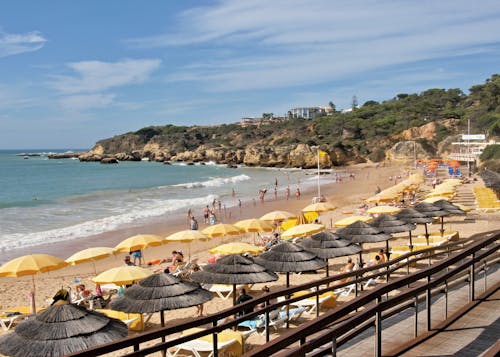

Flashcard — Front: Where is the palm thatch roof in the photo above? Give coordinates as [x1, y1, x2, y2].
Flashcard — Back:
[299, 231, 361, 259]
[370, 214, 416, 234]
[431, 200, 466, 215]
[396, 208, 434, 224]
[109, 272, 213, 313]
[413, 202, 448, 217]
[190, 255, 278, 285]
[254, 241, 326, 273]
[336, 221, 392, 244]
[0, 303, 127, 357]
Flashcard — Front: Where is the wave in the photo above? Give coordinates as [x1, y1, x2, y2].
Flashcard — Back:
[0, 194, 218, 251]
[173, 174, 251, 189]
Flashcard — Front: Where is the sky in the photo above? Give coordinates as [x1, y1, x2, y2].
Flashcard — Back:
[1, 0, 500, 150]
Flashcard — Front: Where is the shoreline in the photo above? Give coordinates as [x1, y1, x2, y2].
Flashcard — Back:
[0, 163, 403, 264]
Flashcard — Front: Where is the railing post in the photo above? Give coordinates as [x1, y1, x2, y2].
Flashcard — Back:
[426, 276, 432, 331]
[414, 294, 418, 338]
[469, 253, 475, 301]
[316, 285, 320, 318]
[265, 304, 270, 342]
[355, 273, 359, 296]
[212, 320, 218, 357]
[484, 260, 488, 293]
[444, 280, 448, 320]
[374, 296, 382, 357]
[331, 336, 337, 355]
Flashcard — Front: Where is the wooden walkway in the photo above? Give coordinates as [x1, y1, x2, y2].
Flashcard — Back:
[400, 287, 499, 356]
[335, 267, 499, 357]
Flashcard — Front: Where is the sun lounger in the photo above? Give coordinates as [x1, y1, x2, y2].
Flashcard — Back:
[237, 308, 295, 335]
[279, 291, 336, 313]
[168, 328, 243, 357]
[0, 306, 42, 331]
[96, 309, 144, 331]
[167, 338, 237, 357]
[203, 284, 233, 300]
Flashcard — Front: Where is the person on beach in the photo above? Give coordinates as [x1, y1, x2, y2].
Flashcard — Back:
[232, 188, 236, 198]
[203, 205, 210, 224]
[209, 210, 216, 225]
[124, 255, 135, 266]
[190, 216, 199, 230]
[256, 285, 277, 310]
[286, 186, 290, 200]
[236, 288, 253, 317]
[375, 249, 387, 263]
[131, 249, 143, 266]
[295, 187, 301, 200]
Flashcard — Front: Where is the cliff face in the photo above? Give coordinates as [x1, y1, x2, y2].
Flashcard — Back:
[80, 119, 448, 167]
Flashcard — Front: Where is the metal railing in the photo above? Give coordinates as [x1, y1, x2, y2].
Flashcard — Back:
[67, 231, 499, 357]
[246, 230, 499, 356]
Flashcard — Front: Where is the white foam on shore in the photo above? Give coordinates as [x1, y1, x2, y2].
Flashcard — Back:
[173, 174, 251, 189]
[0, 194, 217, 251]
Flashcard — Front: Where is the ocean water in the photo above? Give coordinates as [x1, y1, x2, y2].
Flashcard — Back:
[0, 150, 333, 253]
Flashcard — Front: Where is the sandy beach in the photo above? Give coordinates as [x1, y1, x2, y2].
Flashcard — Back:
[1, 161, 499, 355]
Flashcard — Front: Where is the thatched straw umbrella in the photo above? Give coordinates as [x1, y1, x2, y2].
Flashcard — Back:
[370, 214, 416, 255]
[396, 208, 434, 247]
[431, 199, 466, 234]
[413, 202, 448, 242]
[0, 298, 127, 357]
[190, 255, 278, 305]
[254, 241, 326, 287]
[336, 221, 392, 267]
[299, 231, 361, 277]
[110, 272, 213, 328]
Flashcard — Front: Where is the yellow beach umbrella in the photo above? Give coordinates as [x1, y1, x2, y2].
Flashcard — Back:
[422, 196, 451, 203]
[165, 230, 210, 242]
[165, 230, 211, 261]
[365, 194, 399, 204]
[281, 223, 325, 240]
[65, 247, 115, 274]
[334, 215, 373, 227]
[114, 234, 164, 253]
[0, 254, 67, 277]
[0, 254, 68, 312]
[93, 266, 153, 286]
[280, 212, 320, 231]
[209, 242, 265, 255]
[66, 247, 115, 265]
[201, 224, 242, 238]
[234, 219, 274, 233]
[302, 202, 337, 213]
[366, 205, 401, 215]
[260, 210, 297, 222]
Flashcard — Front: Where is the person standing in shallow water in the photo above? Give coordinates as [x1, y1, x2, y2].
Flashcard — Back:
[295, 187, 301, 199]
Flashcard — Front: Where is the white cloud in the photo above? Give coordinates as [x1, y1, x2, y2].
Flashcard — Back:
[59, 93, 116, 112]
[130, 0, 500, 92]
[49, 58, 161, 94]
[0, 30, 46, 57]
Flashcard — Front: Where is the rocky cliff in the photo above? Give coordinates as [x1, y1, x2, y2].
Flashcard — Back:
[79, 119, 450, 167]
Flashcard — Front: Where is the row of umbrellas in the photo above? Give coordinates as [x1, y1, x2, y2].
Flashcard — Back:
[0, 198, 467, 357]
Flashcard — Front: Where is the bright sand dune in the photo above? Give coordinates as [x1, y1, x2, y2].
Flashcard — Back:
[1, 162, 499, 355]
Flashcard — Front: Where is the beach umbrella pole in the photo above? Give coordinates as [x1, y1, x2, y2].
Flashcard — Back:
[232, 284, 236, 306]
[30, 275, 37, 314]
[286, 272, 290, 329]
[440, 217, 445, 236]
[424, 224, 430, 246]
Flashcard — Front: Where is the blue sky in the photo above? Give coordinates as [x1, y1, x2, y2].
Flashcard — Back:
[1, 0, 500, 149]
